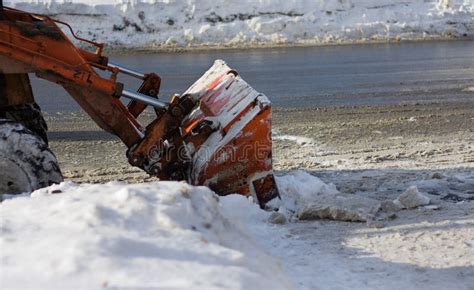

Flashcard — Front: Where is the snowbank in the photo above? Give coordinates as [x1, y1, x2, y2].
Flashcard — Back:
[0, 181, 293, 290]
[0, 171, 358, 289]
[2, 171, 473, 289]
[5, 0, 474, 50]
[274, 171, 381, 222]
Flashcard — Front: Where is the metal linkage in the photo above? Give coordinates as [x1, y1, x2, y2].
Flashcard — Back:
[108, 62, 165, 108]
[109, 62, 145, 80]
[122, 90, 167, 108]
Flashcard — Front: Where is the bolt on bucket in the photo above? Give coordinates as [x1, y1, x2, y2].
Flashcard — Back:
[181, 60, 279, 207]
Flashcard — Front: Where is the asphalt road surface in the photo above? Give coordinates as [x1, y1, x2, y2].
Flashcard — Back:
[31, 40, 474, 112]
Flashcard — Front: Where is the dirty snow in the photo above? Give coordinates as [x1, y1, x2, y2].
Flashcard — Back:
[5, 0, 474, 50]
[2, 170, 473, 289]
[396, 185, 432, 209]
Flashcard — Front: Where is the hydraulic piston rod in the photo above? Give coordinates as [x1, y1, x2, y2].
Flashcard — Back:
[121, 90, 167, 108]
[109, 62, 146, 80]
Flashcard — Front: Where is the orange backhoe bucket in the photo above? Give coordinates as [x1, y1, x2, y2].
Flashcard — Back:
[182, 60, 279, 206]
[126, 60, 279, 207]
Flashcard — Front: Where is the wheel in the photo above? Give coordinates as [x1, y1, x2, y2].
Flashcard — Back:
[0, 103, 49, 144]
[0, 120, 63, 195]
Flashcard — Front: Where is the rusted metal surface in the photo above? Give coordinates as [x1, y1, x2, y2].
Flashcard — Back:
[0, 73, 48, 143]
[0, 73, 34, 107]
[127, 73, 161, 117]
[14, 20, 65, 41]
[127, 95, 196, 180]
[0, 56, 33, 74]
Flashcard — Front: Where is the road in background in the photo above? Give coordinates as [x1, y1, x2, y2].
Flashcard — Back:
[31, 40, 474, 112]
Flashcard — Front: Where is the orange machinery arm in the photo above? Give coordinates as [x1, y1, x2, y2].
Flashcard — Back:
[0, 6, 164, 148]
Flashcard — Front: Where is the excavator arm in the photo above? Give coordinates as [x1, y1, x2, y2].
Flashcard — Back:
[0, 6, 279, 206]
[0, 6, 154, 147]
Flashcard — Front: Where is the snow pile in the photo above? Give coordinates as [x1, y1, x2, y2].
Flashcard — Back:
[0, 171, 381, 289]
[395, 185, 431, 209]
[414, 171, 474, 202]
[274, 170, 339, 213]
[0, 181, 293, 290]
[275, 171, 382, 222]
[2, 170, 471, 288]
[5, 0, 474, 50]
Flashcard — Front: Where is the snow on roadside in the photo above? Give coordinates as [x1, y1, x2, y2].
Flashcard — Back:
[273, 171, 382, 222]
[274, 170, 339, 213]
[0, 181, 294, 290]
[0, 171, 354, 289]
[1, 170, 473, 289]
[272, 130, 316, 147]
[5, 0, 474, 50]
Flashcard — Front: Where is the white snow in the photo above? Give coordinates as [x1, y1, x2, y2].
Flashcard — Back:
[273, 130, 316, 147]
[4, 0, 474, 50]
[0, 181, 293, 290]
[273, 170, 339, 214]
[0, 171, 357, 289]
[1, 170, 474, 289]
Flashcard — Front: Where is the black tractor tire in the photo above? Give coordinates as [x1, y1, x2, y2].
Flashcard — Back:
[0, 103, 49, 144]
[0, 120, 63, 195]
